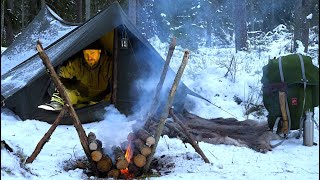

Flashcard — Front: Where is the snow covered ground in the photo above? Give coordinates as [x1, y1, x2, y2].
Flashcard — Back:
[1, 25, 319, 180]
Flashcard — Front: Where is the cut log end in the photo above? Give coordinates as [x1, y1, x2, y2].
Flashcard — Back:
[116, 159, 129, 170]
[107, 169, 120, 178]
[91, 150, 103, 162]
[146, 136, 155, 147]
[89, 139, 102, 151]
[134, 154, 146, 168]
[97, 156, 113, 172]
[140, 146, 152, 157]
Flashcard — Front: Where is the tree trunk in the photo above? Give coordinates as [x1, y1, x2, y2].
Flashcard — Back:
[128, 0, 137, 25]
[206, 16, 212, 47]
[76, 0, 83, 23]
[4, 0, 14, 46]
[1, 0, 5, 47]
[85, 0, 91, 21]
[293, 0, 312, 53]
[21, 0, 25, 30]
[233, 0, 248, 52]
[41, 0, 45, 7]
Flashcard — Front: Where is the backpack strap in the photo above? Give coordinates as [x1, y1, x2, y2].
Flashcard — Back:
[297, 53, 308, 138]
[278, 56, 292, 136]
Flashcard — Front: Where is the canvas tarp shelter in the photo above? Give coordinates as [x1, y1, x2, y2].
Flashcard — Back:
[1, 2, 198, 124]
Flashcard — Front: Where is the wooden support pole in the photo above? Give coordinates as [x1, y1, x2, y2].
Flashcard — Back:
[25, 105, 67, 164]
[146, 37, 177, 119]
[35, 41, 98, 175]
[144, 50, 190, 173]
[169, 108, 210, 163]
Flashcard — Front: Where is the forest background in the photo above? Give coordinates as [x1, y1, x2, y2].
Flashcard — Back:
[1, 0, 319, 56]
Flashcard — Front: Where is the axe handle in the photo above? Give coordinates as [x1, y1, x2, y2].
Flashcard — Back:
[279, 91, 289, 134]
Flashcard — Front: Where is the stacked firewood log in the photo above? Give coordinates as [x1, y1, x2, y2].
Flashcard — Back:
[119, 127, 156, 177]
[87, 129, 155, 178]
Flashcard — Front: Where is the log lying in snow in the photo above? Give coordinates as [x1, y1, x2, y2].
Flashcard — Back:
[112, 146, 129, 169]
[97, 156, 113, 173]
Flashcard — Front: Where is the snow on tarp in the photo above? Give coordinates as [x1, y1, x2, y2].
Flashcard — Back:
[1, 6, 77, 76]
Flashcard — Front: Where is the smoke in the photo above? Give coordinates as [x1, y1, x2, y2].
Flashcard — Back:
[95, 105, 136, 155]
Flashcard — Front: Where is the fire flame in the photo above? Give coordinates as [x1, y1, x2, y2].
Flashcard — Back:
[120, 141, 134, 178]
[124, 142, 133, 162]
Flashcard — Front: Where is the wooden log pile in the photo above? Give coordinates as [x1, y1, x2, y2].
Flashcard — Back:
[87, 129, 155, 179]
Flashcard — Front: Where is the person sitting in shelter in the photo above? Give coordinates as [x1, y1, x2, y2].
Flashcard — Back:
[38, 41, 113, 111]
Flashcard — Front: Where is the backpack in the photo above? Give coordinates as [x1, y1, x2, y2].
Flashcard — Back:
[261, 54, 319, 133]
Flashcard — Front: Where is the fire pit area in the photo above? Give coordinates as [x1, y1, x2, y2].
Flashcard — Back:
[85, 127, 156, 179]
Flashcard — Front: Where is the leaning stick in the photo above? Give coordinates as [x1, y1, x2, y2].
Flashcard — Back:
[146, 37, 177, 119]
[35, 41, 98, 176]
[26, 105, 68, 163]
[144, 50, 189, 173]
[169, 108, 210, 163]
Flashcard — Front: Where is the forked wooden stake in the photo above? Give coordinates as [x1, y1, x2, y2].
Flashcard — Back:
[28, 41, 99, 176]
[143, 50, 190, 173]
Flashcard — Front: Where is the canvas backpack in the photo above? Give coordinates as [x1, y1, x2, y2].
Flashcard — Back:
[261, 54, 319, 134]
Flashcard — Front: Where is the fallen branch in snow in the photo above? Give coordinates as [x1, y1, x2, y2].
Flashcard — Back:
[1, 140, 13, 152]
[26, 105, 68, 163]
[169, 108, 210, 163]
[144, 50, 189, 173]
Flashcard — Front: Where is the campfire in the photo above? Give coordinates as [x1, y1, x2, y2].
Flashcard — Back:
[87, 128, 156, 179]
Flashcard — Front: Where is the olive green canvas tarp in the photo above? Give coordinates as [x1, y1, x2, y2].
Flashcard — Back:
[261, 54, 319, 130]
[1, 2, 199, 124]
